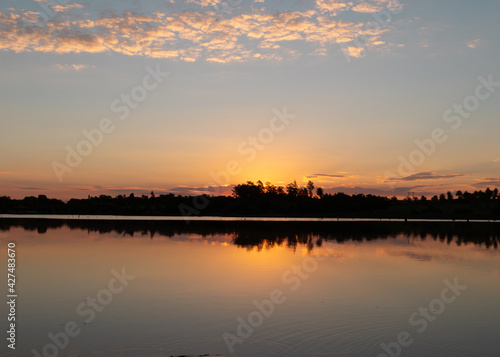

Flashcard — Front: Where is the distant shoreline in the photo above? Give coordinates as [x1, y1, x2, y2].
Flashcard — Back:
[1, 214, 498, 223]
[2, 186, 499, 220]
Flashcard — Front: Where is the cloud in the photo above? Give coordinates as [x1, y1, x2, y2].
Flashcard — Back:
[467, 38, 484, 49]
[322, 185, 415, 197]
[18, 186, 49, 191]
[386, 171, 464, 182]
[306, 173, 345, 179]
[56, 64, 95, 71]
[51, 3, 86, 13]
[316, 0, 351, 14]
[185, 0, 223, 7]
[471, 178, 500, 188]
[343, 45, 365, 58]
[169, 185, 234, 196]
[351, 0, 403, 14]
[0, 0, 404, 62]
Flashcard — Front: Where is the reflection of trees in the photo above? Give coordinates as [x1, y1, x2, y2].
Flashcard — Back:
[0, 219, 498, 250]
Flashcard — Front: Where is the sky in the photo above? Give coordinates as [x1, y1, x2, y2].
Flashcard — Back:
[0, 0, 499, 200]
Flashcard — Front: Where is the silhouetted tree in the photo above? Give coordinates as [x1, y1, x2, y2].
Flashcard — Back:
[265, 182, 277, 195]
[316, 187, 324, 199]
[447, 191, 453, 201]
[298, 188, 309, 198]
[286, 181, 298, 197]
[307, 181, 315, 198]
[257, 180, 264, 194]
[232, 181, 262, 199]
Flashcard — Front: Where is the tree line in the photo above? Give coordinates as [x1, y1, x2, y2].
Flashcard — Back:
[0, 181, 499, 219]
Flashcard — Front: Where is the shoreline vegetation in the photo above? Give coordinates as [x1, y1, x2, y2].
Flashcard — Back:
[1, 180, 499, 220]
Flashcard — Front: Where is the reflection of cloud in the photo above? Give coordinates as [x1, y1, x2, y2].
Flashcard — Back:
[0, 0, 404, 62]
[386, 171, 464, 182]
[379, 248, 463, 263]
[391, 250, 433, 262]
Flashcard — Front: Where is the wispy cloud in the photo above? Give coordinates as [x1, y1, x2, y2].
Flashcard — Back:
[310, 173, 345, 178]
[306, 173, 346, 180]
[323, 185, 419, 197]
[18, 186, 49, 191]
[385, 171, 464, 182]
[471, 178, 500, 188]
[56, 64, 95, 71]
[351, 0, 403, 14]
[467, 38, 484, 49]
[169, 185, 234, 196]
[50, 3, 86, 13]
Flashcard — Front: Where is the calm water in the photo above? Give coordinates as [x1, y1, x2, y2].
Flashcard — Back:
[1, 219, 499, 357]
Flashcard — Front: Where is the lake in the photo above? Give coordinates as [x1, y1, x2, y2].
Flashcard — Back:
[1, 218, 499, 357]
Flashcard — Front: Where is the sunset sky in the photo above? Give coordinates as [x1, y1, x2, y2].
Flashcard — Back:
[1, 0, 499, 199]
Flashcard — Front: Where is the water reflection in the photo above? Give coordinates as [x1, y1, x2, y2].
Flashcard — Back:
[1, 219, 499, 357]
[1, 218, 499, 249]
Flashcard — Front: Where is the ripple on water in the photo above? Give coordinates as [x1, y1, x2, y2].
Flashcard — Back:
[233, 310, 409, 357]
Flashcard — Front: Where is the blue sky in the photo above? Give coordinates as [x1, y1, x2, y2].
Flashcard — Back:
[1, 0, 499, 199]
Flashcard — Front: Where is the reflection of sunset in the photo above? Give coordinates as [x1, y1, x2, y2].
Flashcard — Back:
[4, 223, 500, 356]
